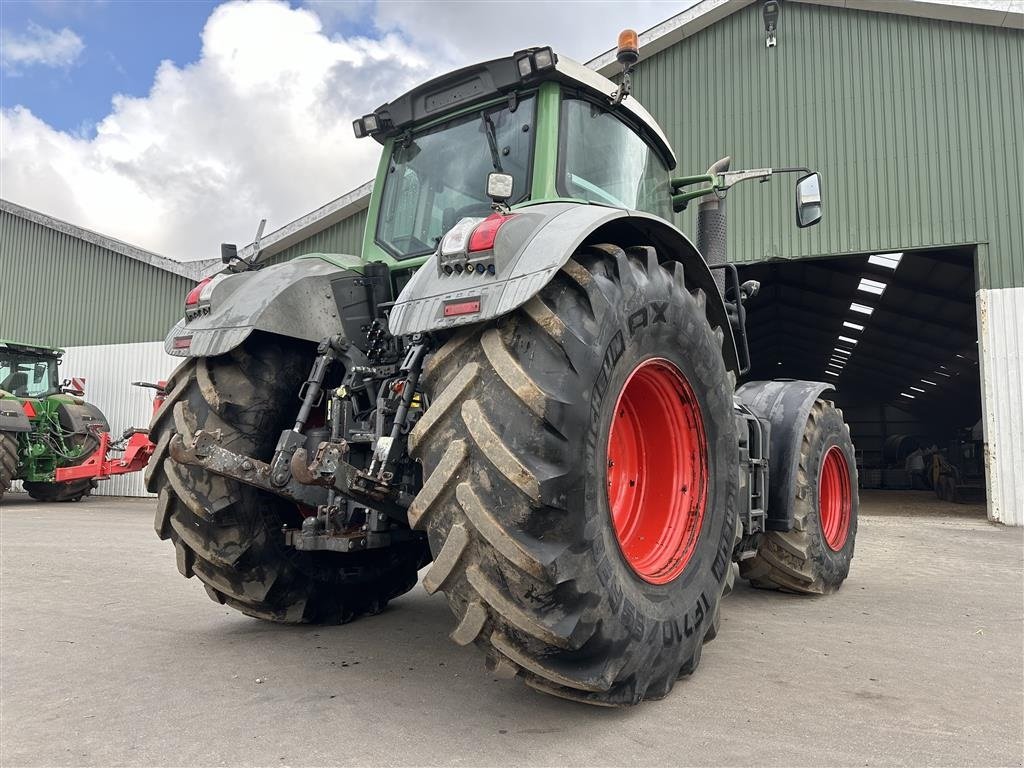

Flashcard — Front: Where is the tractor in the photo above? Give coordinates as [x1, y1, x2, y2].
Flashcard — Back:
[0, 339, 161, 503]
[0, 340, 109, 501]
[150, 34, 858, 706]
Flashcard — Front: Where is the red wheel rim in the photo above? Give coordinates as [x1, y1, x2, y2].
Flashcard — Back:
[606, 358, 708, 585]
[819, 445, 851, 551]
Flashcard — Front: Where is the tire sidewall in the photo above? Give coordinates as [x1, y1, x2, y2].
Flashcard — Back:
[803, 408, 858, 580]
[573, 268, 737, 652]
[0, 432, 18, 492]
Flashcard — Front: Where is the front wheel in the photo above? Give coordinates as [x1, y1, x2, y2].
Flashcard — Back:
[410, 244, 739, 706]
[740, 398, 858, 594]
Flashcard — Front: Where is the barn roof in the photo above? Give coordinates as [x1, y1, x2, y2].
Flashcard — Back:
[0, 198, 216, 281]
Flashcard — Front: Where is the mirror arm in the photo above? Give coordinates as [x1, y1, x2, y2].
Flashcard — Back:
[670, 165, 818, 213]
[670, 172, 716, 190]
[720, 168, 774, 188]
[772, 165, 812, 176]
[670, 172, 718, 212]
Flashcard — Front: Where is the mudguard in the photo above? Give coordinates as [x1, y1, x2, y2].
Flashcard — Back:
[388, 202, 739, 375]
[0, 397, 31, 433]
[57, 401, 109, 436]
[164, 255, 365, 357]
[736, 379, 835, 532]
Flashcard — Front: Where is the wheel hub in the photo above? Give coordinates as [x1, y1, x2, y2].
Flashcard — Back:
[606, 358, 708, 584]
[819, 445, 851, 551]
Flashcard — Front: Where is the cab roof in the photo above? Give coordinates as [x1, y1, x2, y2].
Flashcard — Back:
[367, 48, 678, 171]
[0, 339, 64, 358]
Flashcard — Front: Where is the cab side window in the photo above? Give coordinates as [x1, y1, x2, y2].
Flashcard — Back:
[557, 97, 670, 218]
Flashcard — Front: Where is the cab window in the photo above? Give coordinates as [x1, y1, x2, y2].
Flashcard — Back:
[376, 96, 536, 259]
[0, 355, 56, 398]
[557, 96, 670, 219]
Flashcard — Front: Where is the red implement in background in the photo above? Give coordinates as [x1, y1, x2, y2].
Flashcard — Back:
[55, 381, 165, 483]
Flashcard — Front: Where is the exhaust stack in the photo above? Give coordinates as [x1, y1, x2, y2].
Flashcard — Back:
[696, 156, 731, 296]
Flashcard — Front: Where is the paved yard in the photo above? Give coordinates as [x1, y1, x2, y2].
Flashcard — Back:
[1, 491, 1021, 766]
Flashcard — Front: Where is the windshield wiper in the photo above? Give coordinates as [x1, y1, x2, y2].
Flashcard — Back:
[481, 111, 503, 173]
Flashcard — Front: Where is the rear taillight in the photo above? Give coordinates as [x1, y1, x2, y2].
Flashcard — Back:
[468, 213, 515, 253]
[185, 277, 213, 307]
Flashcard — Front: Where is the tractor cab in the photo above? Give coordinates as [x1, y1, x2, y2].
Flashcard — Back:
[354, 44, 676, 266]
[0, 341, 62, 400]
[354, 41, 820, 283]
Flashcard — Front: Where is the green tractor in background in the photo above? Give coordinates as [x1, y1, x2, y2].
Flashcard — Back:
[151, 35, 858, 706]
[0, 340, 110, 502]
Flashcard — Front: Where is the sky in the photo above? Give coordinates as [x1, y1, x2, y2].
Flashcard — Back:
[0, 0, 693, 261]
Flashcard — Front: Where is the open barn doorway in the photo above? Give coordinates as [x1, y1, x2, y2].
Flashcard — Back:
[739, 247, 985, 508]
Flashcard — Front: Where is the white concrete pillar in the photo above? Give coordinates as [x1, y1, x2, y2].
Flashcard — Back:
[976, 286, 1024, 526]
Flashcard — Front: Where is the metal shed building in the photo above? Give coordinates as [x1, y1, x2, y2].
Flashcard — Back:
[1, 0, 1020, 521]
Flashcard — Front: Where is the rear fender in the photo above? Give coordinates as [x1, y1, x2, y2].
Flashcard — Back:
[57, 401, 110, 436]
[388, 203, 739, 375]
[164, 255, 366, 358]
[737, 379, 835, 532]
[0, 397, 31, 433]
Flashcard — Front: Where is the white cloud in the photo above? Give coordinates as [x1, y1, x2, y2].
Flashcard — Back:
[1, 22, 85, 72]
[1, 1, 430, 259]
[371, 1, 686, 66]
[0, 0, 694, 260]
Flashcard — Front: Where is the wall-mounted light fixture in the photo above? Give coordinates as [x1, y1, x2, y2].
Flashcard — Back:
[763, 0, 780, 48]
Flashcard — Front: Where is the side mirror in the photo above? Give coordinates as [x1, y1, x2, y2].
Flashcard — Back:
[795, 172, 822, 228]
[221, 243, 238, 264]
[486, 172, 514, 203]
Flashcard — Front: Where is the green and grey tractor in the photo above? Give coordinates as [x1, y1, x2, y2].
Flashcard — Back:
[0, 340, 161, 503]
[0, 340, 109, 502]
[151, 36, 857, 706]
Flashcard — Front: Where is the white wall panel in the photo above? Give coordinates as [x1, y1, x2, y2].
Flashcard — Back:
[60, 341, 178, 497]
[977, 286, 1024, 526]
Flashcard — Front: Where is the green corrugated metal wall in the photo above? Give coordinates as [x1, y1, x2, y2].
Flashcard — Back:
[0, 208, 195, 346]
[265, 207, 368, 265]
[631, 2, 1023, 289]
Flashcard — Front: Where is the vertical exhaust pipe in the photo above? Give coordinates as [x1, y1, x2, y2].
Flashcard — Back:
[696, 156, 731, 296]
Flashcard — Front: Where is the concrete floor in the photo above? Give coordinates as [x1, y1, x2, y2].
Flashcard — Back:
[1, 491, 1021, 767]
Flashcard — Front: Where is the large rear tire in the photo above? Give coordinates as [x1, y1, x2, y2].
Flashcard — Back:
[0, 432, 18, 502]
[146, 334, 430, 623]
[740, 398, 857, 594]
[23, 479, 96, 502]
[410, 244, 739, 706]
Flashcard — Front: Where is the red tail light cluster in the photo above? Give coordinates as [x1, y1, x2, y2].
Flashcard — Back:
[468, 213, 515, 253]
[185, 277, 213, 307]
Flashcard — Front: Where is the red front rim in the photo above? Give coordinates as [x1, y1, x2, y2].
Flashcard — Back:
[819, 445, 851, 551]
[606, 358, 708, 585]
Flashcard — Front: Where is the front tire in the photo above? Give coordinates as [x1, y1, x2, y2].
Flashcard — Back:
[146, 334, 429, 623]
[740, 398, 858, 594]
[410, 244, 739, 706]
